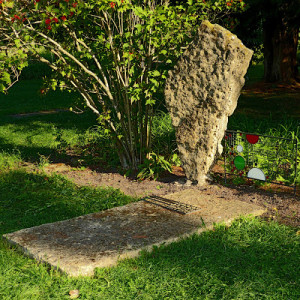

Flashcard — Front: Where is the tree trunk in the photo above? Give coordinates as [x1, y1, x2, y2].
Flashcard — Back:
[263, 17, 299, 83]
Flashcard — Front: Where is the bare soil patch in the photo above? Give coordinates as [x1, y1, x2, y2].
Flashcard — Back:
[9, 109, 68, 119]
[42, 163, 300, 228]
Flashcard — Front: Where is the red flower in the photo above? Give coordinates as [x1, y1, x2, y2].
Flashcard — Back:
[14, 15, 21, 20]
[52, 17, 59, 23]
[61, 16, 67, 21]
[72, 2, 78, 7]
[36, 0, 40, 2]
[45, 18, 51, 25]
[110, 2, 115, 8]
[47, 25, 52, 30]
[226, 2, 231, 6]
[22, 18, 27, 22]
[69, 11, 74, 16]
[11, 17, 15, 22]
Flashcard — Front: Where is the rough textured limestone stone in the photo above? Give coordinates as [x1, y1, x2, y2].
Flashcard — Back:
[3, 190, 265, 276]
[165, 20, 253, 185]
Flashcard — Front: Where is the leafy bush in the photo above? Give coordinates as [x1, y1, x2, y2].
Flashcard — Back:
[137, 152, 172, 180]
[0, 0, 245, 170]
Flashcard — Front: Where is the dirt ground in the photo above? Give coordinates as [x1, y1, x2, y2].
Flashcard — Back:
[42, 163, 300, 228]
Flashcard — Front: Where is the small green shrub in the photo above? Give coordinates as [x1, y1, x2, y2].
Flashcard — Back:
[137, 152, 172, 181]
[151, 112, 177, 156]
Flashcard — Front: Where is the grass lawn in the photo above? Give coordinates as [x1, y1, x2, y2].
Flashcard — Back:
[0, 63, 299, 299]
[0, 173, 299, 299]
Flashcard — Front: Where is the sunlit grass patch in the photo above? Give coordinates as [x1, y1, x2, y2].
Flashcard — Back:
[0, 150, 22, 170]
[1, 216, 298, 299]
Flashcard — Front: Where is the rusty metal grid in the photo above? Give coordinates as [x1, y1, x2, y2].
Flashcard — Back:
[143, 195, 202, 215]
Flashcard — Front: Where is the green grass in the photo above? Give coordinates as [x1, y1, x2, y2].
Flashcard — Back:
[237, 63, 300, 119]
[0, 184, 299, 300]
[244, 63, 264, 86]
[0, 170, 136, 234]
[0, 80, 75, 117]
[0, 78, 115, 167]
[0, 113, 96, 162]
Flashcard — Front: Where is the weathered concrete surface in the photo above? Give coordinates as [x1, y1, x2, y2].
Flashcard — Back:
[3, 189, 265, 277]
[165, 20, 253, 185]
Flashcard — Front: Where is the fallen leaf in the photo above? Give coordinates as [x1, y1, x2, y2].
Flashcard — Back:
[69, 289, 80, 299]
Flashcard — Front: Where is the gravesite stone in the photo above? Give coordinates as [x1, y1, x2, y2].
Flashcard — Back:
[3, 21, 263, 277]
[165, 20, 253, 185]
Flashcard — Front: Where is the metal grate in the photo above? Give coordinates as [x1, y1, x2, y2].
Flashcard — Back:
[143, 195, 201, 215]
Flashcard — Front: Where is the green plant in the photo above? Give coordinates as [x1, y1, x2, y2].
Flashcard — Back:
[38, 154, 50, 169]
[224, 127, 300, 187]
[137, 152, 172, 180]
[232, 176, 246, 185]
[169, 153, 181, 167]
[0, 150, 22, 170]
[151, 111, 176, 156]
[0, 0, 244, 170]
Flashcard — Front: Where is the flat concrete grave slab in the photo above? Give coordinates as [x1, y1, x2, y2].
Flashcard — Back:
[3, 189, 266, 277]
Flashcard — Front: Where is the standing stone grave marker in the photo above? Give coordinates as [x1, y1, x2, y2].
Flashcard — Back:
[165, 20, 253, 185]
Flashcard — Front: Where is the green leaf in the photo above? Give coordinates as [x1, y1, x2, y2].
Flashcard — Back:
[152, 70, 160, 77]
[14, 39, 21, 48]
[146, 98, 156, 105]
[0, 83, 5, 93]
[1, 72, 11, 85]
[135, 24, 143, 33]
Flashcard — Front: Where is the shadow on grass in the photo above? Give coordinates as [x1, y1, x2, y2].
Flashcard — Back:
[102, 218, 299, 299]
[0, 111, 113, 166]
[0, 170, 136, 235]
[0, 80, 75, 117]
